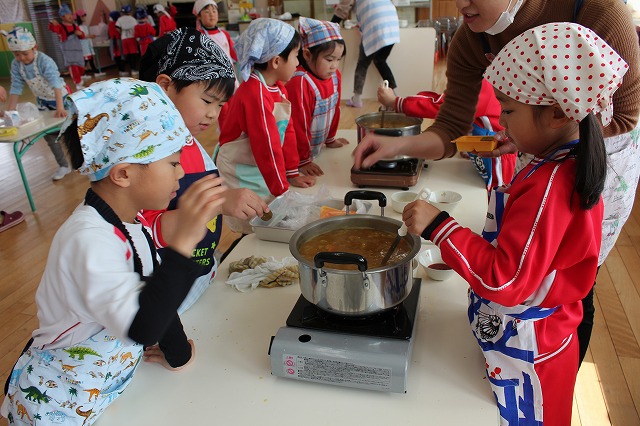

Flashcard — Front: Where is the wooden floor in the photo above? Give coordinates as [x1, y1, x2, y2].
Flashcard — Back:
[0, 62, 639, 425]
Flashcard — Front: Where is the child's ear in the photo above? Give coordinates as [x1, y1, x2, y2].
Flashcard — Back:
[155, 74, 173, 92]
[549, 105, 571, 129]
[109, 164, 133, 188]
[269, 56, 281, 70]
[302, 49, 312, 64]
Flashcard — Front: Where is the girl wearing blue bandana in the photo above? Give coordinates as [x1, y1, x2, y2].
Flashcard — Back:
[1, 78, 227, 426]
[217, 18, 316, 233]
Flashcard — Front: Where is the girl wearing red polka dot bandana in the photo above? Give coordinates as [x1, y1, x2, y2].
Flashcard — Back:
[403, 22, 627, 425]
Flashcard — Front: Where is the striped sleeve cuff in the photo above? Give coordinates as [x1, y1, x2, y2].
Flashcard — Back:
[421, 212, 460, 245]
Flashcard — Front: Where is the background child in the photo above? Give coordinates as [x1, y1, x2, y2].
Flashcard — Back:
[116, 4, 139, 77]
[2, 26, 71, 181]
[140, 28, 268, 313]
[108, 10, 128, 77]
[377, 79, 516, 192]
[154, 3, 177, 37]
[48, 3, 85, 90]
[193, 0, 237, 64]
[286, 17, 349, 177]
[1, 78, 227, 425]
[217, 18, 316, 234]
[134, 6, 156, 57]
[75, 9, 98, 83]
[404, 23, 626, 425]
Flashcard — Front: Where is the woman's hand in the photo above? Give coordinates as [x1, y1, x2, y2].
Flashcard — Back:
[143, 339, 195, 371]
[220, 187, 269, 220]
[352, 133, 405, 169]
[300, 162, 324, 176]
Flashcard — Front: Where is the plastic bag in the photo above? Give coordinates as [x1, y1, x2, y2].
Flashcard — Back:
[226, 256, 300, 292]
[16, 102, 42, 125]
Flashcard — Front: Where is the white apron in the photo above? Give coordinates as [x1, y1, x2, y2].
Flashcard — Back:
[292, 70, 339, 159]
[17, 52, 69, 103]
[216, 71, 291, 233]
[515, 123, 640, 264]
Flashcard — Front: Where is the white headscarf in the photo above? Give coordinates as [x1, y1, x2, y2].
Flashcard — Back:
[484, 23, 628, 126]
[235, 18, 296, 81]
[1, 26, 36, 51]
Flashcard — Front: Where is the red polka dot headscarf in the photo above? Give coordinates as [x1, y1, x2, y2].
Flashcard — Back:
[484, 22, 628, 126]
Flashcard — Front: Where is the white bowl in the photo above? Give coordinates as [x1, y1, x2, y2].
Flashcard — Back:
[399, 19, 409, 28]
[428, 190, 462, 212]
[391, 191, 419, 214]
[418, 247, 454, 281]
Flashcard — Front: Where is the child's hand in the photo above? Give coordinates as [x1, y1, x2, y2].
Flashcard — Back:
[75, 30, 84, 37]
[143, 339, 195, 371]
[172, 175, 226, 256]
[54, 108, 68, 118]
[221, 187, 269, 220]
[377, 86, 397, 109]
[327, 137, 350, 148]
[49, 19, 60, 26]
[289, 175, 316, 188]
[402, 200, 441, 236]
[300, 162, 324, 176]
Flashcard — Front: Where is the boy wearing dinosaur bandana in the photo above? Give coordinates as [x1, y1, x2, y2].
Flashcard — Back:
[1, 78, 228, 425]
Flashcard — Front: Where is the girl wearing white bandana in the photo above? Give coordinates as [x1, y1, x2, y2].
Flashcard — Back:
[403, 23, 626, 425]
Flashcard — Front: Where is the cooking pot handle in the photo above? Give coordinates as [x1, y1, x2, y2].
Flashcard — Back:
[314, 252, 368, 272]
[344, 190, 387, 216]
[373, 128, 403, 137]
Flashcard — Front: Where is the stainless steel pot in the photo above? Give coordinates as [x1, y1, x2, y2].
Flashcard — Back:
[289, 191, 421, 316]
[355, 112, 423, 162]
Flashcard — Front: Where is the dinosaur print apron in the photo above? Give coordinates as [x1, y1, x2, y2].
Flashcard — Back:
[216, 72, 291, 233]
[17, 52, 69, 104]
[292, 70, 339, 159]
[3, 329, 143, 425]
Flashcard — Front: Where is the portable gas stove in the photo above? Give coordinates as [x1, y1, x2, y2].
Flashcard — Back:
[268, 279, 421, 393]
[350, 159, 425, 190]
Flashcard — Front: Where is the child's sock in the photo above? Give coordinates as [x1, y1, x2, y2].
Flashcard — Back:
[353, 93, 361, 104]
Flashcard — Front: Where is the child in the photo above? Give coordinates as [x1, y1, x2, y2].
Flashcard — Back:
[193, 0, 238, 64]
[75, 9, 98, 82]
[48, 3, 86, 91]
[286, 17, 349, 177]
[377, 79, 516, 192]
[116, 5, 140, 77]
[2, 26, 71, 181]
[140, 28, 269, 313]
[154, 4, 177, 37]
[108, 10, 128, 77]
[134, 7, 156, 57]
[404, 23, 626, 425]
[0, 78, 227, 425]
[217, 18, 316, 233]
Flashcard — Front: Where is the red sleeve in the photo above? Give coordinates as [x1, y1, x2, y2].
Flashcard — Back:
[473, 79, 504, 131]
[223, 30, 238, 62]
[108, 22, 120, 39]
[48, 22, 66, 41]
[75, 25, 85, 39]
[279, 83, 300, 178]
[286, 74, 315, 166]
[395, 91, 444, 118]
[325, 70, 342, 145]
[428, 162, 601, 308]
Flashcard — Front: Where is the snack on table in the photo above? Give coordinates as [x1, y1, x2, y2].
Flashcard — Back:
[229, 255, 268, 273]
[320, 205, 346, 219]
[260, 210, 273, 221]
[259, 264, 299, 288]
[452, 136, 497, 152]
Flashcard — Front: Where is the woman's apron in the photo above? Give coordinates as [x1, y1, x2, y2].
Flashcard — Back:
[17, 52, 69, 107]
[3, 191, 153, 425]
[59, 24, 85, 67]
[469, 147, 580, 425]
[164, 167, 222, 314]
[292, 70, 339, 159]
[216, 71, 291, 233]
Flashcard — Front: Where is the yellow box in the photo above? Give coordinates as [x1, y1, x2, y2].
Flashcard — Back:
[452, 136, 497, 152]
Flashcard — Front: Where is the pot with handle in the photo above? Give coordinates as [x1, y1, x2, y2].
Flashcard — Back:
[355, 112, 423, 162]
[289, 190, 421, 316]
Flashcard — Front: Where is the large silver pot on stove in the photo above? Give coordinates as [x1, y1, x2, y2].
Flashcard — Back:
[289, 191, 421, 316]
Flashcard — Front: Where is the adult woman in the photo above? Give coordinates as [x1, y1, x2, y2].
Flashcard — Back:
[353, 0, 640, 365]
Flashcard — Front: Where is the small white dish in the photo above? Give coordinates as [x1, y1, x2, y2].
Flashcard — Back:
[391, 191, 419, 214]
[429, 190, 462, 212]
[418, 247, 454, 281]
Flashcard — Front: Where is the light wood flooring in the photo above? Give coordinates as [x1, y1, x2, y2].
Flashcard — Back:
[0, 62, 639, 425]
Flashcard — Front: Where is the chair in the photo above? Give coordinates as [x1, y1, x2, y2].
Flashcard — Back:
[417, 19, 443, 63]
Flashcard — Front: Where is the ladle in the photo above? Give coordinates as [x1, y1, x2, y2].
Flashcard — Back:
[380, 80, 389, 128]
[381, 187, 431, 265]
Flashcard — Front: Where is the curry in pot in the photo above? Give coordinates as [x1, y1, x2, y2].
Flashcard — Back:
[299, 228, 411, 270]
